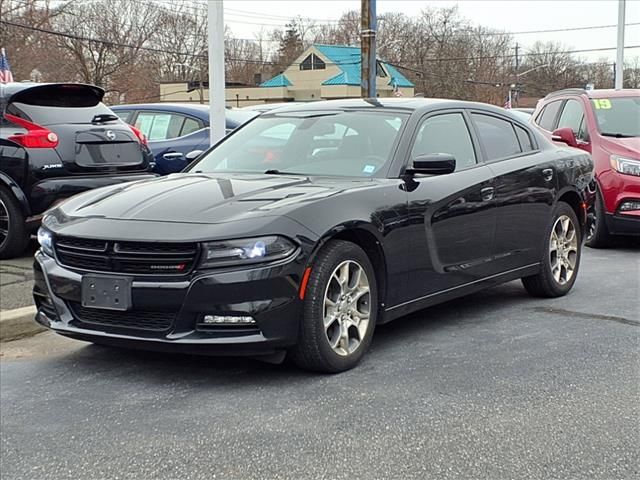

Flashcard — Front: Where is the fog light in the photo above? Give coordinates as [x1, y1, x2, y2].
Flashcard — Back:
[202, 314, 256, 325]
[619, 200, 640, 212]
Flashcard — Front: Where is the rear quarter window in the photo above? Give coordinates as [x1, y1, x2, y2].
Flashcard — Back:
[471, 113, 522, 160]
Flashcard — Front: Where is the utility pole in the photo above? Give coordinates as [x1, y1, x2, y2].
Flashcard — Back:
[360, 0, 377, 98]
[514, 43, 519, 107]
[615, 0, 625, 89]
[208, 0, 226, 145]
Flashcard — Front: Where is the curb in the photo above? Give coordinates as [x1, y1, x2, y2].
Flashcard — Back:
[0, 306, 44, 342]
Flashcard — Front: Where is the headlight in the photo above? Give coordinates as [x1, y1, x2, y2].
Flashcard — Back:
[610, 155, 640, 177]
[37, 227, 54, 256]
[200, 236, 297, 268]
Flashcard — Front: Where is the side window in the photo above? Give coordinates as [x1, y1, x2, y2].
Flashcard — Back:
[113, 109, 132, 123]
[536, 100, 562, 131]
[181, 117, 203, 136]
[471, 113, 521, 160]
[411, 113, 476, 171]
[135, 113, 186, 141]
[557, 99, 587, 140]
[515, 125, 535, 152]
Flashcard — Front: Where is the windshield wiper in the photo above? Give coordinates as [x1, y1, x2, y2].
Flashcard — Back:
[263, 169, 305, 175]
[601, 133, 637, 138]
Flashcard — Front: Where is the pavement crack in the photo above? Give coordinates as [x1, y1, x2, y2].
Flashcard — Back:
[530, 306, 639, 327]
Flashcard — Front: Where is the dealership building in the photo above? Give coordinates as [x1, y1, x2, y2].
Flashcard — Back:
[159, 44, 415, 107]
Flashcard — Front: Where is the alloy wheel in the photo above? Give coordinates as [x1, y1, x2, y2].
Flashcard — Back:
[323, 260, 371, 356]
[549, 215, 578, 285]
[0, 198, 9, 249]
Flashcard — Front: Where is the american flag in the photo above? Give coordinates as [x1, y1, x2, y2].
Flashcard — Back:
[503, 88, 513, 109]
[0, 48, 14, 83]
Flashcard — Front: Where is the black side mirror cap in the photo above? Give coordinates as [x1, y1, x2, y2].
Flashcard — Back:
[407, 153, 456, 175]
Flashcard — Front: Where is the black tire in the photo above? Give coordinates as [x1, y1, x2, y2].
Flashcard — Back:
[522, 202, 582, 298]
[290, 240, 378, 373]
[0, 187, 30, 260]
[585, 187, 612, 248]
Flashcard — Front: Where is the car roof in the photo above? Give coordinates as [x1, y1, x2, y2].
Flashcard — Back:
[585, 89, 640, 98]
[111, 103, 210, 114]
[261, 97, 512, 116]
[544, 88, 640, 101]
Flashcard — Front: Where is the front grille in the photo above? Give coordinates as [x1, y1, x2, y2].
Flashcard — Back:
[55, 236, 198, 275]
[69, 302, 175, 331]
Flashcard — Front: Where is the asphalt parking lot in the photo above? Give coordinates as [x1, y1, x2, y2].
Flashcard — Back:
[1, 241, 638, 480]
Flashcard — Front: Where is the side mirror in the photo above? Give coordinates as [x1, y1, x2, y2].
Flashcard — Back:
[408, 153, 456, 175]
[185, 150, 204, 162]
[551, 127, 578, 148]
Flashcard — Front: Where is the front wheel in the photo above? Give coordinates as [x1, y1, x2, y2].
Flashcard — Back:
[585, 187, 612, 248]
[522, 202, 582, 298]
[291, 240, 377, 373]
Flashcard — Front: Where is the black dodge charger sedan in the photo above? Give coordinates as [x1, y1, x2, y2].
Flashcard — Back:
[33, 98, 594, 372]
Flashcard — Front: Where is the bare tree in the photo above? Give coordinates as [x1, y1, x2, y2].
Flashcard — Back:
[54, 0, 161, 96]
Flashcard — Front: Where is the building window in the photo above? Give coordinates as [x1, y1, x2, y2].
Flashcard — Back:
[300, 54, 326, 71]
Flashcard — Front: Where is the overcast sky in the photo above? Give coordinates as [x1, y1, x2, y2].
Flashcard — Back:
[222, 0, 640, 62]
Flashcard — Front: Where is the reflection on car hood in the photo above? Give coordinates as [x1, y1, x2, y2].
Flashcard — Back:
[53, 173, 377, 224]
[601, 136, 640, 158]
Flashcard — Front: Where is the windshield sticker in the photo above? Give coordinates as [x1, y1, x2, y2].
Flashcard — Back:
[363, 165, 376, 174]
[592, 99, 612, 110]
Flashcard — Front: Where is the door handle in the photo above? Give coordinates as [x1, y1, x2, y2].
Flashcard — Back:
[481, 187, 494, 202]
[542, 168, 554, 182]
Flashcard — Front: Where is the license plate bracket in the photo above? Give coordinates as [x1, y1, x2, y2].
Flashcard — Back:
[81, 275, 132, 311]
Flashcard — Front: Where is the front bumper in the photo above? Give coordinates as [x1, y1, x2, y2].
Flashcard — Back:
[33, 251, 305, 356]
[604, 213, 640, 236]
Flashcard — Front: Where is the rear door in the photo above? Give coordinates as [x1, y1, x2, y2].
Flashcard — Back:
[5, 84, 149, 175]
[470, 111, 557, 270]
[132, 111, 206, 173]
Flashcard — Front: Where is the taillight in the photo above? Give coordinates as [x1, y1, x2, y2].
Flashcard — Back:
[5, 113, 59, 149]
[129, 125, 148, 146]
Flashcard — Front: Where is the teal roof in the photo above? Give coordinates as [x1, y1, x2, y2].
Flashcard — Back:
[258, 45, 414, 89]
[383, 63, 415, 88]
[314, 44, 414, 88]
[260, 73, 291, 87]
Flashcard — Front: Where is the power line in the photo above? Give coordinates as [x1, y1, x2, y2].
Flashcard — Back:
[13, 0, 639, 35]
[0, 19, 362, 67]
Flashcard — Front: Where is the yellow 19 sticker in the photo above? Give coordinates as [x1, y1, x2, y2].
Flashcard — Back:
[592, 99, 612, 109]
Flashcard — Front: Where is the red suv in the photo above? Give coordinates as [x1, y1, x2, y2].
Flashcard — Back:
[531, 88, 639, 247]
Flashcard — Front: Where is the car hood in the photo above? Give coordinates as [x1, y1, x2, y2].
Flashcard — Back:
[54, 173, 378, 225]
[601, 136, 640, 158]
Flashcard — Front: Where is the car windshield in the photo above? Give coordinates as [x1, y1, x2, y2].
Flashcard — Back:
[591, 96, 640, 137]
[188, 110, 407, 177]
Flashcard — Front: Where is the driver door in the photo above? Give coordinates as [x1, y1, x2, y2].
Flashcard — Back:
[401, 111, 498, 302]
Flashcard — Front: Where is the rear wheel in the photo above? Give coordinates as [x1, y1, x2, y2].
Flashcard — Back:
[522, 202, 581, 298]
[585, 187, 612, 248]
[0, 188, 30, 260]
[291, 240, 377, 373]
